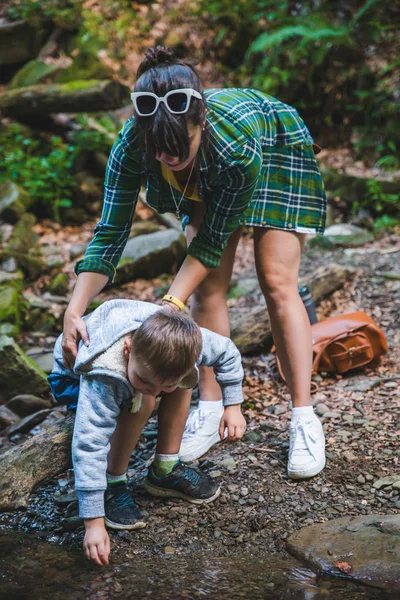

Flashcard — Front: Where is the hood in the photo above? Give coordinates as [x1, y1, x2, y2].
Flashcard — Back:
[74, 299, 160, 371]
[73, 299, 199, 389]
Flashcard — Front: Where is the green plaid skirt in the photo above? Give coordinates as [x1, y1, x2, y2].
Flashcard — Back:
[239, 143, 326, 234]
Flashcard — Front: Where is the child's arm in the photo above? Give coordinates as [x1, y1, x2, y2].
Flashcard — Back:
[72, 375, 126, 564]
[197, 328, 247, 440]
[197, 328, 244, 406]
[83, 518, 111, 566]
[219, 404, 247, 441]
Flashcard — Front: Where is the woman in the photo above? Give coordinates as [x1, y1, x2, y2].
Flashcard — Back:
[63, 46, 326, 480]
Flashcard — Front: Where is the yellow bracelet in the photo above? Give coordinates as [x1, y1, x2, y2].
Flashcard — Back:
[162, 295, 185, 311]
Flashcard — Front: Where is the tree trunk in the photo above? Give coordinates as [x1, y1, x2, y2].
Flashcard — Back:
[0, 80, 131, 117]
[0, 415, 73, 511]
[231, 263, 354, 354]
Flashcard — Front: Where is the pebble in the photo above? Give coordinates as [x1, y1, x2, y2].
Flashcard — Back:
[323, 411, 341, 419]
[315, 403, 330, 416]
[373, 475, 400, 489]
[342, 414, 354, 423]
[343, 451, 358, 463]
[220, 456, 237, 469]
[357, 475, 366, 484]
[164, 546, 176, 554]
[209, 470, 222, 478]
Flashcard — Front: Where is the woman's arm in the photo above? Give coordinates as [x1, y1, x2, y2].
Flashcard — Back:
[62, 272, 109, 368]
[167, 255, 211, 303]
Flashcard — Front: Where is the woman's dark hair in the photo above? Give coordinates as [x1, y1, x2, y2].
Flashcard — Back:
[134, 46, 205, 163]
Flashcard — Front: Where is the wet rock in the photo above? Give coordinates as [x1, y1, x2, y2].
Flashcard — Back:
[61, 515, 84, 532]
[116, 229, 186, 283]
[6, 394, 53, 417]
[7, 409, 52, 436]
[0, 181, 32, 224]
[0, 335, 49, 400]
[0, 405, 20, 430]
[53, 491, 77, 506]
[244, 430, 263, 443]
[287, 514, 400, 590]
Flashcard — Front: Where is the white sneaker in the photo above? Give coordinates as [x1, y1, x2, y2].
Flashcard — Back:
[179, 408, 224, 463]
[287, 414, 326, 479]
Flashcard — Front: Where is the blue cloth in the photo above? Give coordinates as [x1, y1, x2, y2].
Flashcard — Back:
[48, 372, 79, 410]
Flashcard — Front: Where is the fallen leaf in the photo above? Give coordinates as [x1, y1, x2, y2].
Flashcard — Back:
[334, 561, 353, 574]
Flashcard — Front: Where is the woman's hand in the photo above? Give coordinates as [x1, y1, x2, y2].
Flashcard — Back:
[83, 518, 110, 566]
[219, 405, 247, 441]
[161, 301, 181, 313]
[62, 309, 89, 369]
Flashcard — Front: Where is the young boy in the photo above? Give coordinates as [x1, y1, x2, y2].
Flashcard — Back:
[49, 299, 246, 566]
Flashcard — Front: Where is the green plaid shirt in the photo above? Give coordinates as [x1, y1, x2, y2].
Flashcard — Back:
[76, 88, 322, 281]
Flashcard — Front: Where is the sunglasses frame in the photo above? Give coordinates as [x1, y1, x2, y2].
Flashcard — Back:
[130, 88, 203, 116]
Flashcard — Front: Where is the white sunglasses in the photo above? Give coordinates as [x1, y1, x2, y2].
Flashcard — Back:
[130, 88, 202, 116]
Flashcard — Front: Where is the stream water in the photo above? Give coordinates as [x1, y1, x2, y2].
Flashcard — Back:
[0, 531, 396, 600]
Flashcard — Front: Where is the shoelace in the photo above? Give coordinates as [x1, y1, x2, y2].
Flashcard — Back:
[182, 408, 205, 438]
[114, 491, 136, 510]
[180, 465, 201, 486]
[289, 420, 319, 461]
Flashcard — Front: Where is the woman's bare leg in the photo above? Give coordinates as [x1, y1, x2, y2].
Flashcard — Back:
[253, 228, 312, 406]
[186, 203, 242, 400]
[253, 228, 325, 479]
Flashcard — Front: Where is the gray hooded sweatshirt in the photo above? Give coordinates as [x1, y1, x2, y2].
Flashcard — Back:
[51, 299, 244, 519]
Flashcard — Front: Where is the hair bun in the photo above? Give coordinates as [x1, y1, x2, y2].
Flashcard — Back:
[137, 46, 177, 76]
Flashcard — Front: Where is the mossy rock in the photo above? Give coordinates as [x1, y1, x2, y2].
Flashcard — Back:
[53, 52, 112, 84]
[0, 181, 32, 224]
[0, 323, 19, 338]
[24, 307, 57, 334]
[0, 283, 25, 332]
[8, 59, 62, 90]
[47, 272, 69, 296]
[0, 335, 49, 401]
[0, 249, 45, 280]
[7, 213, 38, 254]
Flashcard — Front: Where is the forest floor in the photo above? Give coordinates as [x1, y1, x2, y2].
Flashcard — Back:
[0, 219, 399, 563]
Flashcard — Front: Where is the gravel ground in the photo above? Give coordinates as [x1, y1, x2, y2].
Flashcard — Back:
[0, 230, 399, 563]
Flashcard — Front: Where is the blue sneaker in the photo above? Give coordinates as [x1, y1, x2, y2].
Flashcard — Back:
[104, 482, 147, 530]
[144, 462, 220, 504]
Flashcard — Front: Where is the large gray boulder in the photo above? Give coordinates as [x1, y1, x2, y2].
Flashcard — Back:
[0, 335, 49, 401]
[287, 514, 400, 590]
[116, 229, 186, 284]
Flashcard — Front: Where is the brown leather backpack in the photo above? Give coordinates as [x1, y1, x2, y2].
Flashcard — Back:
[275, 311, 388, 379]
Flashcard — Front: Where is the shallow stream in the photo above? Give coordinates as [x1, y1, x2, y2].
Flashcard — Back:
[0, 531, 396, 600]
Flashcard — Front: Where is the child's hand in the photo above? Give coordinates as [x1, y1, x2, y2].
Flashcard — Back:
[83, 518, 110, 566]
[219, 405, 247, 441]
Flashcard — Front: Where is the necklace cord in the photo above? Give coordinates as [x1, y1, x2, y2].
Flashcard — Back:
[166, 158, 196, 221]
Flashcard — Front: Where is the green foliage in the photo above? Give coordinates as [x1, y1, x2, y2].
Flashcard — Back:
[0, 123, 77, 222]
[197, 0, 399, 166]
[352, 178, 400, 232]
[5, 0, 81, 29]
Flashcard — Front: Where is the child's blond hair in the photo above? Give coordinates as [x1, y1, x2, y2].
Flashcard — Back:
[132, 310, 202, 381]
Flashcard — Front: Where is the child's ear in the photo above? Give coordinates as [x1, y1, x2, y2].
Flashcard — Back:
[123, 338, 132, 359]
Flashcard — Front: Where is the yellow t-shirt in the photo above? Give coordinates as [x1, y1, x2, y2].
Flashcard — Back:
[161, 163, 202, 203]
